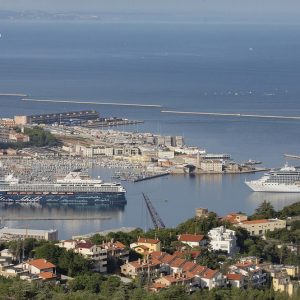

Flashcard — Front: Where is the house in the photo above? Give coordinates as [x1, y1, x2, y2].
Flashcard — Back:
[130, 238, 161, 255]
[273, 273, 300, 297]
[222, 213, 248, 224]
[229, 260, 267, 288]
[120, 258, 161, 278]
[226, 273, 246, 288]
[200, 269, 226, 290]
[102, 240, 129, 262]
[237, 219, 286, 236]
[154, 273, 199, 293]
[208, 226, 237, 255]
[56, 239, 108, 273]
[75, 241, 108, 273]
[150, 251, 226, 291]
[178, 234, 206, 248]
[24, 259, 56, 275]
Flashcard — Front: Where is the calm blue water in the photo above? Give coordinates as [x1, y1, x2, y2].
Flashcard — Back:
[0, 21, 300, 238]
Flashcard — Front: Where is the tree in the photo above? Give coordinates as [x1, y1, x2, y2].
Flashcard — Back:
[251, 201, 276, 220]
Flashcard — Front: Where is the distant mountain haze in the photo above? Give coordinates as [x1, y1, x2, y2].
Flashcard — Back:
[0, 0, 299, 16]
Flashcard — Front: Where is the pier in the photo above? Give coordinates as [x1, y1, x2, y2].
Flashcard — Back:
[161, 110, 300, 121]
[133, 172, 170, 182]
[0, 93, 27, 97]
[22, 98, 162, 108]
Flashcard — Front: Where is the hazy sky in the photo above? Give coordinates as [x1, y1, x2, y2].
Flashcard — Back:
[0, 0, 299, 23]
[0, 0, 299, 13]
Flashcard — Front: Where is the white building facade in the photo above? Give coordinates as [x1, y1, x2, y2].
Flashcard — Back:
[208, 226, 237, 255]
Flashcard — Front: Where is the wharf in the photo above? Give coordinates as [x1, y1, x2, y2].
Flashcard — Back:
[133, 172, 170, 182]
[83, 119, 144, 128]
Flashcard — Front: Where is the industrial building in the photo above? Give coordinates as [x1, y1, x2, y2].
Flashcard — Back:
[0, 227, 58, 241]
[14, 110, 100, 125]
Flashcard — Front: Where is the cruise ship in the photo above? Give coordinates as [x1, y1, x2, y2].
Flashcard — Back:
[245, 164, 300, 192]
[0, 171, 126, 204]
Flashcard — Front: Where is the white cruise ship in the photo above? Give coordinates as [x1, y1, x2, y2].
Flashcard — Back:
[0, 171, 126, 204]
[245, 164, 300, 193]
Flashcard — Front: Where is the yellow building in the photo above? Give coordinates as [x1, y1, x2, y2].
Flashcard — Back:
[130, 238, 161, 255]
[273, 274, 300, 297]
[237, 219, 286, 236]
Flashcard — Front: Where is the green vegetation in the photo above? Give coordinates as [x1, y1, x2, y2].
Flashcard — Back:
[24, 126, 60, 147]
[0, 276, 297, 300]
[0, 126, 60, 149]
[34, 243, 92, 276]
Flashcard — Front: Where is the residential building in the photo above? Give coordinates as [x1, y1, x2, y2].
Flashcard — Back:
[200, 269, 226, 290]
[154, 273, 199, 293]
[130, 238, 161, 255]
[120, 258, 161, 279]
[24, 259, 56, 275]
[273, 273, 300, 297]
[102, 240, 129, 262]
[208, 226, 237, 255]
[229, 259, 267, 288]
[226, 273, 246, 288]
[56, 239, 108, 273]
[178, 234, 206, 248]
[237, 219, 286, 236]
[222, 212, 248, 224]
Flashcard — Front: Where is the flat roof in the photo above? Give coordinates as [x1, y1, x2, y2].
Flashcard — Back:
[0, 227, 57, 235]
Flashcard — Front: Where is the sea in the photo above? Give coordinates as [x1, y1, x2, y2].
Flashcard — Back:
[0, 20, 300, 238]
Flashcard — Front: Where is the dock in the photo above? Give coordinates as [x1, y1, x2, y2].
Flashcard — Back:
[134, 172, 170, 182]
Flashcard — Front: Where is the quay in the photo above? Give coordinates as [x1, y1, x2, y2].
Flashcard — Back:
[133, 172, 170, 182]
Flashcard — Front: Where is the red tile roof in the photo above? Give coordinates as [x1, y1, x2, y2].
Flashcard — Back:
[39, 272, 57, 280]
[133, 244, 149, 251]
[201, 268, 218, 279]
[159, 254, 177, 265]
[178, 234, 205, 243]
[27, 259, 56, 270]
[76, 242, 94, 249]
[190, 265, 207, 276]
[235, 262, 254, 268]
[227, 273, 243, 281]
[173, 250, 201, 259]
[159, 273, 194, 284]
[182, 261, 197, 272]
[170, 257, 186, 268]
[138, 238, 160, 244]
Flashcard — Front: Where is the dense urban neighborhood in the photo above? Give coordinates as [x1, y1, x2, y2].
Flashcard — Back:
[0, 201, 299, 299]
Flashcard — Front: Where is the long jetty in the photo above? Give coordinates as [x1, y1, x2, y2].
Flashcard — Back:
[161, 110, 300, 120]
[0, 93, 27, 97]
[22, 98, 162, 108]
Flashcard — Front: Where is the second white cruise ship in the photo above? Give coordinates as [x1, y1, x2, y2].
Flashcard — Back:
[245, 164, 300, 192]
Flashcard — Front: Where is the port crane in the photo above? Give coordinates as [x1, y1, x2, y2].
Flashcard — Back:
[142, 193, 165, 229]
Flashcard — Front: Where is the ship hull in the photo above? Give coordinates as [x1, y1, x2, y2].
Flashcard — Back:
[245, 181, 300, 193]
[0, 191, 126, 204]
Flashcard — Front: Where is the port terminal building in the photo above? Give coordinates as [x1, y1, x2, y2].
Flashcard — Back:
[0, 227, 58, 241]
[14, 110, 99, 125]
